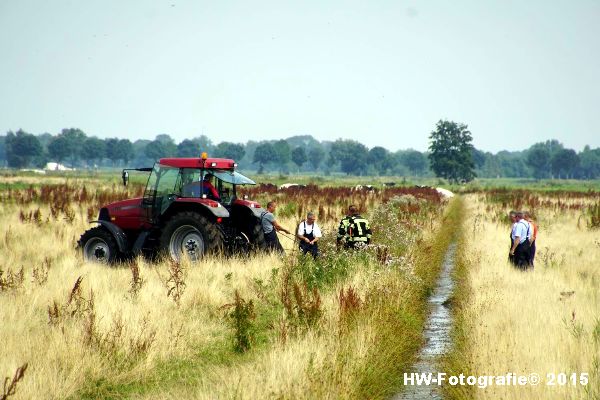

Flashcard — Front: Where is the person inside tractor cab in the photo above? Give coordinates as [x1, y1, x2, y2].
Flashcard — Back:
[180, 171, 220, 202]
[180, 170, 197, 197]
[202, 173, 220, 201]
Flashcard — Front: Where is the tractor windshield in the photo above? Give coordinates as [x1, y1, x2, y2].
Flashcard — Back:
[211, 170, 256, 185]
[144, 164, 179, 199]
[177, 169, 254, 204]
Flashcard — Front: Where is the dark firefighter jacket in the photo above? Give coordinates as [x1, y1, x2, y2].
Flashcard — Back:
[337, 214, 372, 244]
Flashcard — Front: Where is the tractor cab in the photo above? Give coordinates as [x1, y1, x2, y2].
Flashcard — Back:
[177, 168, 256, 205]
[139, 161, 258, 222]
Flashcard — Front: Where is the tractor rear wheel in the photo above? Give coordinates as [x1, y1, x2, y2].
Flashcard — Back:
[247, 216, 267, 252]
[160, 212, 223, 262]
[78, 226, 119, 264]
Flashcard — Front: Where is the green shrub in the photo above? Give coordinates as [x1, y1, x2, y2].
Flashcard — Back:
[226, 291, 255, 353]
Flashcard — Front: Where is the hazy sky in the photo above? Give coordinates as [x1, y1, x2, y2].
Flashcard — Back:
[1, 0, 598, 152]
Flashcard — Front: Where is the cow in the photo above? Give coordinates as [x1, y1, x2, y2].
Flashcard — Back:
[435, 187, 455, 199]
[279, 183, 306, 190]
[352, 184, 375, 192]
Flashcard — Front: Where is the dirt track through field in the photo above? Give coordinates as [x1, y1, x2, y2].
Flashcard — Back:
[395, 242, 457, 400]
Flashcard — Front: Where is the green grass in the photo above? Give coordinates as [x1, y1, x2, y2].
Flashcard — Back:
[0, 182, 33, 190]
[75, 339, 233, 400]
[2, 168, 600, 191]
[440, 199, 475, 400]
[348, 197, 466, 399]
[74, 297, 283, 400]
[455, 177, 600, 192]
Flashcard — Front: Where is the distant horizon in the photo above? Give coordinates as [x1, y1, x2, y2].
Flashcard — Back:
[1, 126, 596, 155]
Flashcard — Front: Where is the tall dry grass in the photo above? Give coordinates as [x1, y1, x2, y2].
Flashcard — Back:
[445, 193, 600, 400]
[1, 178, 445, 399]
[121, 197, 456, 400]
[0, 183, 286, 399]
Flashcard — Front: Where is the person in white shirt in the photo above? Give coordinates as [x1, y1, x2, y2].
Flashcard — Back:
[509, 211, 532, 269]
[297, 212, 322, 258]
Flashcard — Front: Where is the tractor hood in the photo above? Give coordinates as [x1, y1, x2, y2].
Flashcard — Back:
[97, 197, 147, 229]
[105, 198, 144, 218]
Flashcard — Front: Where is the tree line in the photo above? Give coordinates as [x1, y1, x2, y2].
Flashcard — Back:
[1, 123, 599, 179]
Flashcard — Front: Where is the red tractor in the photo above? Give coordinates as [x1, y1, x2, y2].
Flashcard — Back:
[78, 153, 266, 264]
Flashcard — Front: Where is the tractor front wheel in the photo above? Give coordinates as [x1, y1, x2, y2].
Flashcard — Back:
[78, 226, 119, 264]
[160, 212, 223, 262]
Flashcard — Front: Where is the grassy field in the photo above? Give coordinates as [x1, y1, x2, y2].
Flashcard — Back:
[443, 191, 600, 400]
[3, 168, 600, 192]
[2, 171, 599, 399]
[0, 173, 457, 399]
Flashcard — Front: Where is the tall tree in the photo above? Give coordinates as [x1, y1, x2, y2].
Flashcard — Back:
[402, 150, 428, 176]
[5, 130, 43, 168]
[132, 139, 152, 163]
[478, 152, 502, 178]
[471, 148, 486, 170]
[329, 139, 368, 175]
[253, 142, 277, 174]
[115, 139, 134, 165]
[48, 135, 71, 164]
[273, 139, 291, 172]
[526, 146, 551, 179]
[104, 138, 121, 165]
[291, 146, 307, 172]
[0, 135, 6, 166]
[214, 142, 245, 161]
[578, 146, 600, 179]
[57, 128, 87, 166]
[144, 135, 177, 161]
[428, 120, 476, 183]
[550, 149, 579, 179]
[177, 139, 205, 157]
[174, 135, 214, 157]
[367, 146, 391, 175]
[496, 150, 529, 178]
[37, 133, 53, 149]
[82, 137, 106, 166]
[285, 135, 320, 149]
[308, 145, 325, 171]
[155, 134, 174, 144]
[145, 140, 167, 161]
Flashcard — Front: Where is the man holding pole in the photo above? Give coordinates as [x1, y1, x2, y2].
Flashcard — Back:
[260, 201, 291, 254]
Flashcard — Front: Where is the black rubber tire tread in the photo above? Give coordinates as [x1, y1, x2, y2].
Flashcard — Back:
[247, 216, 267, 252]
[159, 211, 224, 261]
[78, 226, 120, 264]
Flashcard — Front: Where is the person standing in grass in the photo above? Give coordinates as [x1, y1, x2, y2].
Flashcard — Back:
[523, 211, 538, 267]
[508, 210, 517, 264]
[337, 205, 372, 249]
[509, 211, 531, 269]
[260, 201, 291, 254]
[296, 211, 322, 258]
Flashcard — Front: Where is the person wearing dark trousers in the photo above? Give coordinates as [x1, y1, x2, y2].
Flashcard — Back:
[260, 201, 291, 254]
[523, 211, 537, 268]
[510, 211, 531, 269]
[508, 210, 517, 264]
[297, 212, 322, 258]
